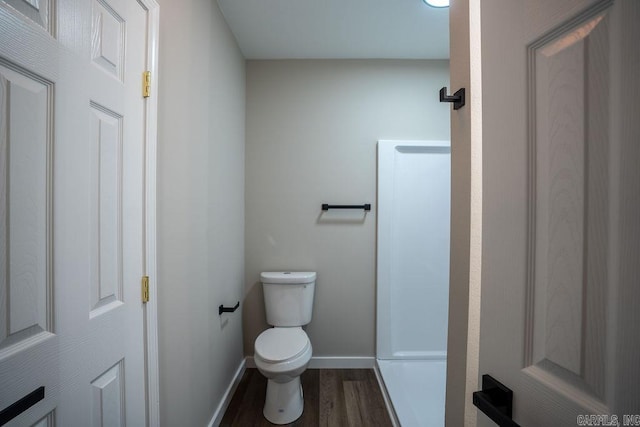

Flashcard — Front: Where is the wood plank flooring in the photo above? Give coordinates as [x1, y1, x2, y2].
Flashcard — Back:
[220, 369, 393, 426]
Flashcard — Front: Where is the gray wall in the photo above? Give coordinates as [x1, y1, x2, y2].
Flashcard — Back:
[244, 60, 450, 358]
[156, 1, 245, 425]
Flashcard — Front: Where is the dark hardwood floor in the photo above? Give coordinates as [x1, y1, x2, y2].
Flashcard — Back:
[220, 369, 393, 426]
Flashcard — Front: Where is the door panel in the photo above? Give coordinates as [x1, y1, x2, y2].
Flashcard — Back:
[90, 360, 125, 426]
[91, 0, 125, 81]
[1, 0, 53, 34]
[0, 61, 53, 350]
[527, 4, 611, 407]
[89, 103, 124, 316]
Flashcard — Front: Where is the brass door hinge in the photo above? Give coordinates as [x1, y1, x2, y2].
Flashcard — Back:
[142, 71, 151, 98]
[142, 276, 150, 303]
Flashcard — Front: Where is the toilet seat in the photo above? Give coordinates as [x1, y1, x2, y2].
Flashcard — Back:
[255, 328, 310, 363]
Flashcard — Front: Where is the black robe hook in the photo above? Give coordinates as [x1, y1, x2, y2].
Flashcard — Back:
[439, 87, 465, 110]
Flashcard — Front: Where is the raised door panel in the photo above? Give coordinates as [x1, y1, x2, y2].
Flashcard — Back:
[89, 103, 123, 318]
[90, 360, 125, 427]
[524, 1, 612, 414]
[0, 60, 52, 353]
[31, 411, 55, 427]
[1, 0, 53, 34]
[91, 0, 124, 81]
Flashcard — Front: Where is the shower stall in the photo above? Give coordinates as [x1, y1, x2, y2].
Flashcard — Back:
[376, 140, 451, 426]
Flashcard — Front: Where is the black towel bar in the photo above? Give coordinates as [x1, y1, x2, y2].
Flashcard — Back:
[322, 204, 371, 211]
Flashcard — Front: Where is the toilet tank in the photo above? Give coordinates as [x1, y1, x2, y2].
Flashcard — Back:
[261, 272, 316, 327]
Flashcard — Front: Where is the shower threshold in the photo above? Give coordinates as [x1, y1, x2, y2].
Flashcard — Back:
[377, 358, 447, 427]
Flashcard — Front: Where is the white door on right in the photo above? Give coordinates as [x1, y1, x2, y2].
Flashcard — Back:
[478, 0, 639, 425]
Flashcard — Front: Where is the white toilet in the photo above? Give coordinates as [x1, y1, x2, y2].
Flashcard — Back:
[254, 271, 316, 424]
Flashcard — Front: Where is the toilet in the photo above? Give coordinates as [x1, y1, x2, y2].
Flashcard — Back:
[254, 271, 316, 424]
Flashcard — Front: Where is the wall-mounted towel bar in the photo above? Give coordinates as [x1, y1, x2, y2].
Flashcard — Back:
[219, 302, 240, 316]
[322, 203, 371, 211]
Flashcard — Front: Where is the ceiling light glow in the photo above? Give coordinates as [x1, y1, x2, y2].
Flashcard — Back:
[423, 0, 449, 7]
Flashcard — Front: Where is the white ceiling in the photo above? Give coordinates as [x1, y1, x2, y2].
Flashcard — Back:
[216, 0, 449, 60]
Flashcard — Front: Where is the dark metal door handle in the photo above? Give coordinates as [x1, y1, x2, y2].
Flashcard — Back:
[473, 375, 520, 427]
[0, 386, 45, 426]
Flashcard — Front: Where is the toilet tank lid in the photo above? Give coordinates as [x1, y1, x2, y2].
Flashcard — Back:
[261, 271, 316, 284]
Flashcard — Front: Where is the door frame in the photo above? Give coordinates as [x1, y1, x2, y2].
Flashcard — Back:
[138, 0, 161, 424]
[445, 0, 482, 426]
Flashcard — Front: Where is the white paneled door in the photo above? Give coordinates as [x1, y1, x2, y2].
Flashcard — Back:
[0, 0, 153, 425]
[474, 0, 639, 425]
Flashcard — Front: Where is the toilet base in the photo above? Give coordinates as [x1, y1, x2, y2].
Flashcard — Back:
[263, 376, 304, 424]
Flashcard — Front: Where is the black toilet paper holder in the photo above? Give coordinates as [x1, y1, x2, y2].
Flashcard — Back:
[219, 301, 240, 316]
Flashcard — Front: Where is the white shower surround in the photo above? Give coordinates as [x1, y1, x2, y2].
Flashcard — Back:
[377, 139, 451, 360]
[376, 139, 451, 426]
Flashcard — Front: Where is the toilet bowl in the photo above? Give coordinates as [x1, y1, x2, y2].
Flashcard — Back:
[254, 272, 316, 424]
[255, 327, 312, 424]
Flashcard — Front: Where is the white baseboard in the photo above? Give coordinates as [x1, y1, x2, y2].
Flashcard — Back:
[374, 359, 400, 427]
[208, 358, 246, 427]
[245, 356, 375, 369]
[309, 356, 375, 369]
